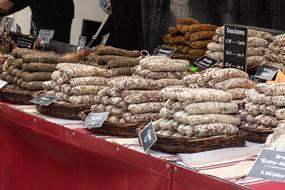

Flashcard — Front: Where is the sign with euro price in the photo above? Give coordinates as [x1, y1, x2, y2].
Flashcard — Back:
[139, 122, 157, 152]
[83, 112, 109, 129]
[223, 25, 248, 71]
[255, 65, 279, 81]
[248, 149, 285, 183]
[153, 46, 176, 58]
[31, 95, 56, 106]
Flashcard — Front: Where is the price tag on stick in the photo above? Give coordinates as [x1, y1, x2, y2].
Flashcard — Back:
[77, 36, 87, 51]
[83, 112, 109, 129]
[139, 122, 157, 152]
[153, 46, 176, 58]
[193, 56, 219, 70]
[255, 65, 279, 81]
[223, 25, 248, 71]
[248, 149, 285, 183]
[31, 95, 56, 106]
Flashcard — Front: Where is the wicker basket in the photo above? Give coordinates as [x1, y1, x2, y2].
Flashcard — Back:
[240, 126, 274, 143]
[36, 102, 92, 120]
[0, 87, 34, 105]
[79, 110, 141, 137]
[151, 131, 247, 154]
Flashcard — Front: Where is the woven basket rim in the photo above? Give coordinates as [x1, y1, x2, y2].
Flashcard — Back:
[156, 131, 247, 143]
[240, 126, 274, 133]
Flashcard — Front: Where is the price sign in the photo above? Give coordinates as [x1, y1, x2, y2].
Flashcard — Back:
[255, 65, 279, 81]
[31, 95, 56, 106]
[193, 56, 219, 70]
[3, 17, 14, 32]
[11, 32, 35, 49]
[34, 29, 55, 50]
[248, 149, 285, 183]
[139, 122, 157, 152]
[223, 25, 248, 71]
[77, 36, 87, 51]
[0, 80, 8, 89]
[153, 46, 176, 58]
[83, 112, 109, 129]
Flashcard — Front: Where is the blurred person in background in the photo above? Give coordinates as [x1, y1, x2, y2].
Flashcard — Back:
[0, 0, 74, 43]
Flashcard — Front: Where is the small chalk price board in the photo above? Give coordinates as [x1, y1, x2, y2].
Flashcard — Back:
[139, 122, 157, 152]
[83, 112, 109, 129]
[11, 32, 35, 49]
[34, 29, 55, 50]
[255, 65, 279, 81]
[31, 95, 56, 106]
[248, 149, 285, 183]
[77, 36, 87, 50]
[223, 25, 248, 71]
[153, 46, 176, 58]
[193, 56, 219, 70]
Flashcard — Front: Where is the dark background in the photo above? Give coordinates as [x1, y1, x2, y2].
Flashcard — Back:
[189, 0, 285, 31]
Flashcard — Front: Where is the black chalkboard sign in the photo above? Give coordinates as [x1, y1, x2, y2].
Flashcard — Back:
[193, 56, 219, 70]
[223, 25, 248, 71]
[31, 95, 56, 106]
[255, 65, 279, 81]
[248, 149, 285, 183]
[11, 32, 35, 49]
[153, 46, 176, 58]
[83, 112, 109, 129]
[139, 122, 157, 152]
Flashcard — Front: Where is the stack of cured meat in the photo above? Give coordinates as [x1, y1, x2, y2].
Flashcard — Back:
[91, 56, 188, 125]
[39, 46, 139, 119]
[163, 18, 217, 61]
[183, 68, 255, 103]
[149, 86, 246, 154]
[155, 87, 240, 138]
[242, 83, 285, 142]
[265, 34, 285, 73]
[206, 26, 273, 70]
[1, 48, 86, 104]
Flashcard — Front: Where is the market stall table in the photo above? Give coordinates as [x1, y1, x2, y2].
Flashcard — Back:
[1, 102, 285, 190]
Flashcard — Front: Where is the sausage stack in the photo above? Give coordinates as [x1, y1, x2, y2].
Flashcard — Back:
[183, 68, 255, 103]
[243, 83, 285, 135]
[1, 48, 89, 98]
[1, 49, 64, 97]
[91, 56, 188, 125]
[154, 87, 240, 138]
[43, 63, 110, 105]
[163, 18, 217, 61]
[206, 26, 273, 70]
[265, 34, 285, 72]
[87, 45, 140, 74]
[42, 46, 141, 106]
